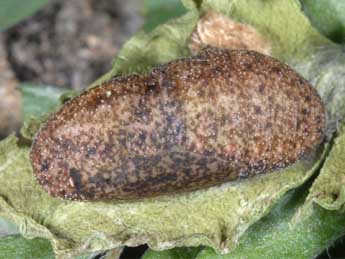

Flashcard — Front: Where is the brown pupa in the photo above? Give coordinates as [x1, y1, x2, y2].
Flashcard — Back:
[30, 47, 325, 201]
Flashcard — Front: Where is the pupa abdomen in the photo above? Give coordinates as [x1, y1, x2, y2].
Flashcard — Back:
[30, 47, 325, 201]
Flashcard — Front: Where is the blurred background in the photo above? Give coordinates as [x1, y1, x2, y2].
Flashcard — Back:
[0, 0, 186, 140]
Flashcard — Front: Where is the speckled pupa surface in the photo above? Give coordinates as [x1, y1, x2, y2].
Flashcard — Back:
[30, 47, 326, 201]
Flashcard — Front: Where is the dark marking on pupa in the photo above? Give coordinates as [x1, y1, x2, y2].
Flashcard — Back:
[30, 47, 326, 201]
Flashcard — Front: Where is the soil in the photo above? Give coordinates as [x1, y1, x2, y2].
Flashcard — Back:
[3, 0, 143, 90]
[0, 0, 143, 137]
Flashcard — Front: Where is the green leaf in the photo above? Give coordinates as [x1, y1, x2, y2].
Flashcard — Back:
[143, 246, 203, 259]
[0, 235, 54, 259]
[143, 0, 188, 32]
[20, 84, 70, 122]
[199, 0, 332, 62]
[196, 188, 345, 259]
[144, 183, 345, 259]
[19, 85, 76, 140]
[0, 218, 18, 237]
[293, 124, 345, 223]
[20, 116, 49, 140]
[301, 0, 345, 44]
[90, 9, 199, 87]
[0, 0, 50, 31]
[0, 234, 96, 259]
[293, 46, 345, 135]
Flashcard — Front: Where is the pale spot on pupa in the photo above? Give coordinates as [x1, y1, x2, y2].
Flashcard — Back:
[69, 177, 75, 187]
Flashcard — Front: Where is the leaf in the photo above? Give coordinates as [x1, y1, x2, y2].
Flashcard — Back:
[142, 0, 188, 32]
[199, 0, 332, 61]
[20, 116, 49, 140]
[0, 234, 54, 259]
[102, 248, 123, 259]
[19, 85, 76, 140]
[306, 125, 345, 211]
[293, 46, 345, 136]
[196, 188, 345, 259]
[20, 84, 71, 122]
[0, 0, 50, 31]
[291, 124, 345, 226]
[0, 234, 98, 259]
[301, 0, 345, 44]
[0, 218, 18, 237]
[90, 9, 199, 87]
[143, 246, 203, 259]
[144, 182, 345, 259]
